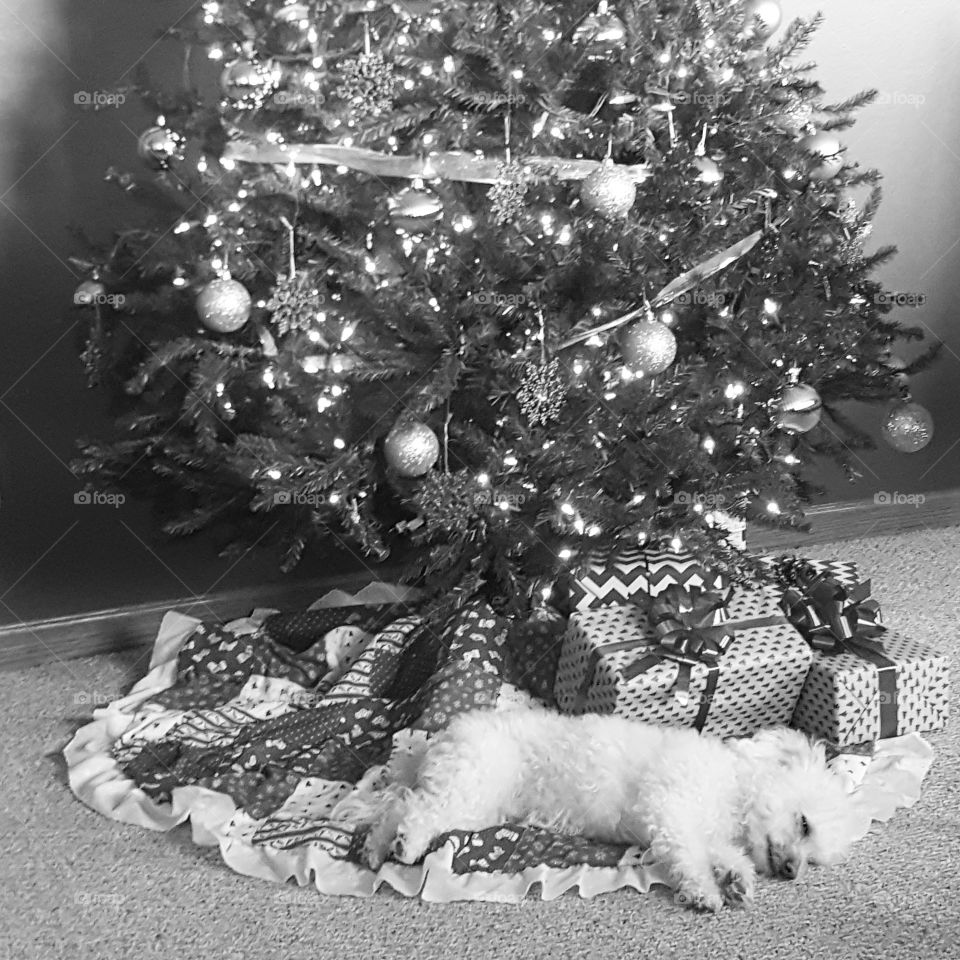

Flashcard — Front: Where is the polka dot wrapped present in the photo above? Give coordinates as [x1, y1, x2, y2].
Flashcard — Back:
[777, 559, 951, 748]
[554, 584, 812, 738]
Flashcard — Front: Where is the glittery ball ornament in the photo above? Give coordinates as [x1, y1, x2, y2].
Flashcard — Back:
[337, 51, 397, 117]
[620, 320, 677, 374]
[882, 402, 933, 453]
[743, 0, 783, 38]
[574, 3, 627, 59]
[581, 160, 637, 219]
[384, 420, 440, 477]
[389, 185, 443, 233]
[221, 59, 281, 107]
[517, 359, 567, 426]
[196, 278, 252, 333]
[800, 131, 843, 181]
[777, 383, 822, 433]
[137, 126, 183, 170]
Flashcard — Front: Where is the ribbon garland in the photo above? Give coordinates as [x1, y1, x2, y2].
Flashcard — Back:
[780, 565, 899, 739]
[223, 140, 652, 186]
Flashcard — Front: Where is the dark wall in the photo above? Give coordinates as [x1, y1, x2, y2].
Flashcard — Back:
[0, 1, 957, 625]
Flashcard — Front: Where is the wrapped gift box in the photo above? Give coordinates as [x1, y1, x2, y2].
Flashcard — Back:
[791, 629, 950, 747]
[568, 547, 728, 611]
[554, 587, 812, 738]
[759, 555, 862, 593]
[770, 558, 951, 747]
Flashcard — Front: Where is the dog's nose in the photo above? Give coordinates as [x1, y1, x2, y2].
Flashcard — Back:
[778, 857, 799, 880]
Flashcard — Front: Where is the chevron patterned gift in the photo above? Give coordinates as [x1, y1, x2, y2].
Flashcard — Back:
[554, 587, 812, 737]
[758, 555, 862, 592]
[791, 630, 950, 747]
[568, 547, 729, 611]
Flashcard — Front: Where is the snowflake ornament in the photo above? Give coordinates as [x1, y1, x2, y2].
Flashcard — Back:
[266, 273, 325, 335]
[517, 358, 567, 426]
[337, 51, 397, 117]
[488, 161, 535, 226]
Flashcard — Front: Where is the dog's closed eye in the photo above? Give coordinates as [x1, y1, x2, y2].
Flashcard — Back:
[799, 814, 811, 838]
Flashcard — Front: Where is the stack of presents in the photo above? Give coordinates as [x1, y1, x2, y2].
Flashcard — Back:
[550, 532, 950, 754]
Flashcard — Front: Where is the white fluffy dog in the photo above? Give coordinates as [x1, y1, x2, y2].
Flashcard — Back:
[356, 710, 858, 910]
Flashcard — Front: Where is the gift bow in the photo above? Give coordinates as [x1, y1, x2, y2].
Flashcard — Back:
[781, 567, 886, 655]
[624, 585, 736, 704]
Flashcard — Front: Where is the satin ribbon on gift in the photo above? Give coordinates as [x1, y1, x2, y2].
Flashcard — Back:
[781, 568, 899, 739]
[574, 586, 744, 730]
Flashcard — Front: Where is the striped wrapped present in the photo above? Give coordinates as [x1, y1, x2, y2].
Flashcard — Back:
[567, 546, 728, 611]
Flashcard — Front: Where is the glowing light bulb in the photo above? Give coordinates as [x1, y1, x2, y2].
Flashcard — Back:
[560, 502, 575, 516]
[329, 492, 341, 504]
[702, 436, 716, 454]
[670, 536, 683, 551]
[767, 501, 781, 515]
[333, 437, 346, 450]
[558, 548, 573, 560]
[477, 472, 489, 486]
[267, 469, 281, 480]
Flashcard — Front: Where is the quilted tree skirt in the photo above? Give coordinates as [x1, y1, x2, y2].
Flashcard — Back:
[64, 584, 936, 904]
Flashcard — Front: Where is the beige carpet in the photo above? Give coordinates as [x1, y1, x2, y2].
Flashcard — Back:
[1, 529, 958, 960]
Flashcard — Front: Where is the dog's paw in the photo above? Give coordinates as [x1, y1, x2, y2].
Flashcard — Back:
[716, 865, 755, 907]
[675, 885, 724, 913]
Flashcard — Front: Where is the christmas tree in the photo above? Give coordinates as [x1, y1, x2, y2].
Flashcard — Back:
[71, 0, 936, 615]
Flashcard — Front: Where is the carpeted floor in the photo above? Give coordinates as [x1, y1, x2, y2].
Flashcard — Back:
[2, 529, 959, 960]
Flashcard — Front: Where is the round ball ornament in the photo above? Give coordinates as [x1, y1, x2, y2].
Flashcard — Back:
[743, 0, 783, 39]
[137, 126, 183, 170]
[74, 279, 106, 306]
[384, 420, 440, 477]
[196, 278, 252, 333]
[388, 185, 443, 233]
[800, 132, 843, 181]
[221, 59, 281, 105]
[573, 2, 627, 58]
[621, 319, 677, 375]
[777, 383, 822, 433]
[882, 401, 933, 453]
[581, 159, 637, 219]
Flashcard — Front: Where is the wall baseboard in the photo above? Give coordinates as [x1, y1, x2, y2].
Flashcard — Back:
[3, 488, 958, 671]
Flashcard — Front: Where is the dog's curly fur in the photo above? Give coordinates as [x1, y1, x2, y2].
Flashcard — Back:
[351, 710, 857, 910]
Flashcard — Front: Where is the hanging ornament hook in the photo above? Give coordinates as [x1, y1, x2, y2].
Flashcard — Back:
[279, 215, 297, 277]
